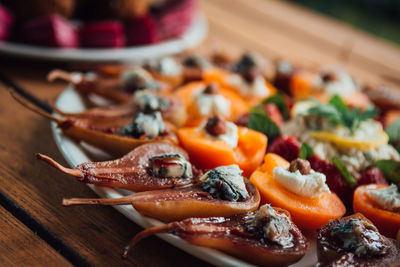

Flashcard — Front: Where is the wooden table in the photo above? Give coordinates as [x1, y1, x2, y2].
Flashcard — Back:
[0, 0, 399, 266]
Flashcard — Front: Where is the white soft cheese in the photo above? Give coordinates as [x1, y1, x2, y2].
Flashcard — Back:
[366, 184, 400, 212]
[194, 91, 231, 117]
[322, 67, 357, 95]
[136, 112, 165, 139]
[159, 57, 182, 76]
[225, 74, 271, 98]
[210, 121, 239, 148]
[273, 167, 331, 197]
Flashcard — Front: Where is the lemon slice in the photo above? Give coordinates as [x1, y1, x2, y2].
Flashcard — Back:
[310, 121, 389, 151]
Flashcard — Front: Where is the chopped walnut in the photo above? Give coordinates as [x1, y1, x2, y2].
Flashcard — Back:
[289, 158, 311, 175]
[203, 82, 220, 94]
[205, 116, 227, 136]
[321, 72, 338, 83]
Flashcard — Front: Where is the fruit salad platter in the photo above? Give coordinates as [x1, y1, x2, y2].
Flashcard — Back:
[0, 0, 207, 62]
[12, 51, 400, 266]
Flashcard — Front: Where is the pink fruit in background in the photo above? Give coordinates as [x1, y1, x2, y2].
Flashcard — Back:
[0, 4, 14, 41]
[21, 14, 78, 47]
[308, 155, 353, 207]
[126, 15, 160, 46]
[156, 0, 196, 39]
[80, 21, 126, 48]
[358, 167, 388, 186]
[268, 135, 301, 162]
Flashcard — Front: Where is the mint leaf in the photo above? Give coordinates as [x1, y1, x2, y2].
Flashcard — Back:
[308, 104, 341, 124]
[341, 108, 361, 133]
[360, 105, 378, 121]
[250, 105, 265, 115]
[308, 95, 378, 134]
[262, 93, 289, 120]
[386, 119, 400, 143]
[328, 94, 348, 111]
[299, 142, 314, 159]
[331, 157, 357, 188]
[248, 112, 281, 141]
[375, 159, 400, 184]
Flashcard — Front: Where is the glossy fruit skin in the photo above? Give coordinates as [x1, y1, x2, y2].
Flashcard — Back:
[140, 208, 309, 267]
[178, 126, 267, 177]
[79, 21, 126, 48]
[20, 14, 78, 48]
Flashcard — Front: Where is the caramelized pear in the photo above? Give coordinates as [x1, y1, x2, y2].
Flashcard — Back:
[123, 204, 309, 266]
[317, 213, 400, 266]
[12, 92, 177, 156]
[48, 69, 171, 104]
[62, 166, 260, 222]
[37, 142, 197, 192]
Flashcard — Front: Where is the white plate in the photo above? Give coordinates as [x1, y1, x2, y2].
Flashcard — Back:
[51, 86, 317, 266]
[0, 13, 207, 63]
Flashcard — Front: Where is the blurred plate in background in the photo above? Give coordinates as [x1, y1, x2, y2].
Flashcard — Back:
[0, 13, 207, 63]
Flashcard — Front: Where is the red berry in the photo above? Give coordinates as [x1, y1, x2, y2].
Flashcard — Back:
[308, 155, 353, 206]
[21, 14, 78, 48]
[126, 15, 160, 46]
[0, 4, 13, 41]
[267, 135, 301, 162]
[263, 103, 283, 127]
[358, 167, 388, 186]
[156, 0, 196, 39]
[80, 21, 125, 48]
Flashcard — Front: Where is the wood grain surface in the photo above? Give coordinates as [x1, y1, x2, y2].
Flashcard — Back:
[0, 0, 399, 266]
[0, 205, 72, 266]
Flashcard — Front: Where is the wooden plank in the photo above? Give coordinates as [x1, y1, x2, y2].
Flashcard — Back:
[0, 61, 207, 267]
[200, 0, 400, 89]
[216, 0, 400, 79]
[0, 205, 72, 267]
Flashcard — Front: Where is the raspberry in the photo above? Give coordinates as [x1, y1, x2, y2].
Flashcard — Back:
[21, 14, 78, 48]
[358, 167, 388, 186]
[263, 103, 283, 127]
[267, 136, 301, 162]
[80, 21, 125, 48]
[308, 155, 353, 207]
[126, 15, 160, 46]
[156, 0, 196, 39]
